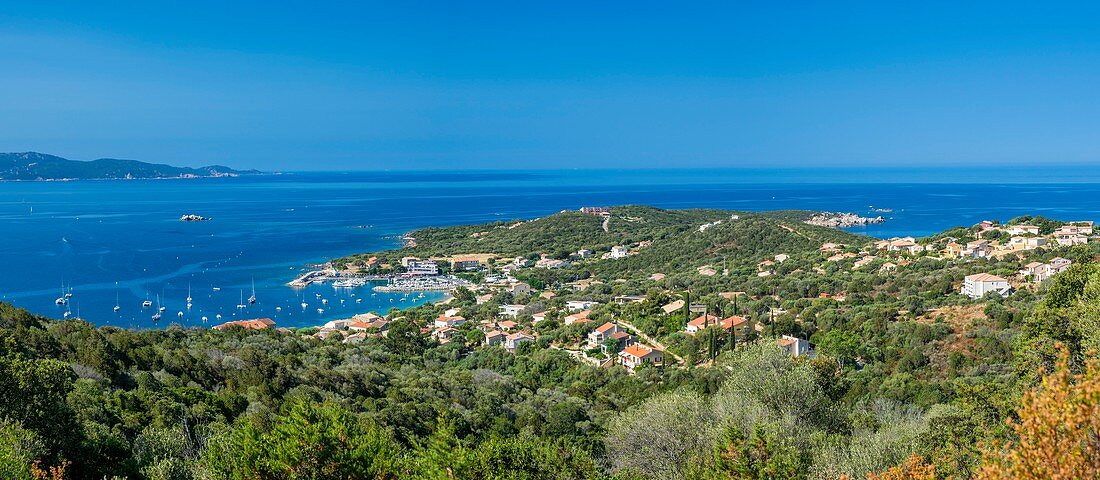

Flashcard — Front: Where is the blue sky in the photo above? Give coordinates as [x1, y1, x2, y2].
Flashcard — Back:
[2, 1, 1099, 170]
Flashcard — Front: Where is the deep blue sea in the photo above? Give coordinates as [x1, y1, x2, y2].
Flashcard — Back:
[3, 167, 1100, 329]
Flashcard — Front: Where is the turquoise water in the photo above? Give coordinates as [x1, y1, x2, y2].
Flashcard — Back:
[2, 169, 1099, 329]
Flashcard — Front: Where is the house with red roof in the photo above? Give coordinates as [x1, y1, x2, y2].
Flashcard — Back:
[212, 318, 275, 331]
[618, 344, 663, 371]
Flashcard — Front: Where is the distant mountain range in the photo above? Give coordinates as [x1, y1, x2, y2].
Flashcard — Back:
[0, 152, 261, 180]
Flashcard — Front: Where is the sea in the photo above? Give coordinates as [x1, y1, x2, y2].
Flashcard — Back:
[3, 166, 1100, 329]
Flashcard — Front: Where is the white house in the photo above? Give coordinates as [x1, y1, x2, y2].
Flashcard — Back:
[504, 332, 534, 352]
[498, 304, 525, 318]
[961, 273, 1011, 299]
[618, 344, 663, 371]
[531, 311, 548, 324]
[587, 322, 620, 348]
[484, 330, 506, 347]
[1008, 225, 1040, 235]
[962, 240, 993, 258]
[778, 335, 812, 357]
[434, 315, 466, 329]
[609, 245, 629, 259]
[406, 260, 439, 275]
[684, 314, 719, 335]
[1055, 232, 1089, 246]
[566, 300, 599, 311]
[1051, 257, 1073, 271]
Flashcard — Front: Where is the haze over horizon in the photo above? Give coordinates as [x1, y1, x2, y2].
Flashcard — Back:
[3, 1, 1100, 171]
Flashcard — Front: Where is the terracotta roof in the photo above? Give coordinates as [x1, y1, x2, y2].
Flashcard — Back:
[687, 314, 719, 328]
[213, 318, 275, 330]
[721, 315, 748, 329]
[595, 322, 617, 333]
[621, 344, 660, 359]
[965, 273, 1008, 282]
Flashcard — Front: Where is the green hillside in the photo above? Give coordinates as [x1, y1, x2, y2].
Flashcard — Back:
[339, 205, 868, 277]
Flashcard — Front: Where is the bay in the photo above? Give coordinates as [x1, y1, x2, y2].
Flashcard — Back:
[2, 168, 1099, 329]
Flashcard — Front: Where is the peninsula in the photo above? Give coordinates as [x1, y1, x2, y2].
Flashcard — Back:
[0, 152, 260, 181]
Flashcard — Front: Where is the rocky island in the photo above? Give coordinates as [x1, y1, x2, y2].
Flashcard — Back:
[804, 211, 885, 228]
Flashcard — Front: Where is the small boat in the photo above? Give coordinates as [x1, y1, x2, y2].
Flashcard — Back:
[315, 293, 322, 299]
[356, 298, 362, 303]
[216, 314, 222, 320]
[177, 311, 184, 318]
[212, 287, 221, 292]
[114, 284, 121, 312]
[236, 291, 246, 309]
[248, 278, 257, 305]
[56, 281, 67, 305]
[275, 306, 282, 312]
[316, 308, 324, 314]
[301, 302, 308, 309]
[151, 311, 161, 322]
[186, 284, 193, 304]
[321, 298, 329, 305]
[142, 300, 152, 308]
[201, 316, 208, 322]
[114, 305, 121, 312]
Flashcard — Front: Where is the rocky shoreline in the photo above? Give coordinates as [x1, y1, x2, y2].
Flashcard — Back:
[804, 212, 885, 228]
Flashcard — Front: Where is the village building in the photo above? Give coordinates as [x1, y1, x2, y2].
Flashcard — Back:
[961, 273, 1011, 299]
[778, 335, 813, 357]
[1055, 231, 1089, 246]
[506, 282, 532, 295]
[684, 314, 720, 335]
[451, 257, 482, 271]
[618, 344, 664, 371]
[433, 315, 465, 329]
[498, 305, 525, 318]
[608, 245, 630, 259]
[566, 300, 599, 311]
[587, 322, 620, 348]
[432, 327, 458, 343]
[614, 295, 646, 304]
[213, 318, 276, 331]
[484, 330, 506, 347]
[1007, 225, 1041, 235]
[504, 332, 535, 352]
[405, 259, 439, 275]
[962, 240, 993, 258]
[531, 311, 548, 323]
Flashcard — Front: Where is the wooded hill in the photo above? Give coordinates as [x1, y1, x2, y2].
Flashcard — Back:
[338, 206, 868, 277]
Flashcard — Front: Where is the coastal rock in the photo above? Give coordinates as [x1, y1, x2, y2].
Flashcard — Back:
[180, 214, 211, 222]
[805, 212, 885, 228]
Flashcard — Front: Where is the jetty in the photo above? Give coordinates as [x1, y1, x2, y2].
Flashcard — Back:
[373, 275, 472, 292]
[287, 267, 339, 287]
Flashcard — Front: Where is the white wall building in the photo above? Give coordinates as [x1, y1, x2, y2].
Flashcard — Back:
[961, 273, 1011, 299]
